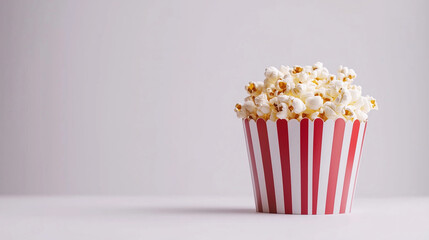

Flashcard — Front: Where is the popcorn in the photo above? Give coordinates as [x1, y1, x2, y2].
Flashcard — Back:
[321, 102, 339, 119]
[257, 102, 271, 117]
[265, 66, 282, 80]
[277, 94, 292, 103]
[245, 81, 264, 96]
[235, 63, 377, 121]
[368, 96, 378, 110]
[337, 72, 346, 82]
[327, 74, 336, 82]
[310, 111, 321, 120]
[292, 83, 307, 95]
[292, 65, 303, 74]
[279, 65, 291, 75]
[342, 105, 356, 120]
[277, 110, 288, 120]
[335, 88, 352, 106]
[254, 93, 268, 106]
[234, 103, 247, 118]
[266, 88, 276, 99]
[243, 100, 256, 113]
[305, 96, 323, 110]
[349, 86, 362, 102]
[348, 69, 357, 79]
[360, 96, 372, 113]
[276, 77, 295, 93]
[313, 62, 323, 70]
[355, 109, 368, 121]
[291, 98, 306, 114]
[265, 67, 283, 87]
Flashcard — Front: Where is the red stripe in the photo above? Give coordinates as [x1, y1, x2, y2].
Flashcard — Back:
[257, 119, 277, 213]
[339, 120, 360, 213]
[312, 118, 324, 214]
[244, 119, 263, 212]
[325, 119, 346, 214]
[276, 119, 292, 214]
[349, 121, 368, 212]
[300, 119, 309, 214]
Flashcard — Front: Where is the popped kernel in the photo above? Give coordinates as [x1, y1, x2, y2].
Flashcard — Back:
[292, 66, 303, 74]
[243, 100, 256, 113]
[254, 93, 268, 106]
[265, 66, 282, 80]
[234, 103, 247, 118]
[313, 62, 323, 70]
[257, 102, 271, 116]
[245, 82, 256, 93]
[305, 96, 323, 110]
[310, 111, 321, 120]
[279, 65, 291, 75]
[235, 103, 242, 111]
[277, 80, 287, 90]
[291, 98, 306, 114]
[369, 97, 378, 110]
[266, 88, 276, 99]
[245, 81, 263, 95]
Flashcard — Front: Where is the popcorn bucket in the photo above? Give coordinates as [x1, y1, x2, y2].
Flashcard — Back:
[242, 118, 367, 214]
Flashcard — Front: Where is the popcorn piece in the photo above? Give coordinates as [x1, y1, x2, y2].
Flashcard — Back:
[234, 103, 247, 118]
[279, 65, 291, 75]
[291, 98, 306, 114]
[317, 68, 329, 80]
[292, 65, 303, 74]
[254, 93, 268, 106]
[305, 96, 323, 110]
[342, 106, 356, 120]
[245, 81, 264, 96]
[257, 102, 271, 116]
[243, 100, 256, 113]
[361, 96, 372, 112]
[310, 111, 321, 120]
[264, 67, 283, 87]
[266, 88, 276, 99]
[300, 91, 314, 100]
[277, 94, 293, 104]
[327, 74, 336, 82]
[292, 83, 307, 95]
[348, 69, 357, 79]
[321, 102, 338, 119]
[349, 86, 362, 102]
[313, 62, 323, 70]
[355, 109, 368, 121]
[368, 96, 378, 110]
[265, 66, 282, 80]
[335, 88, 352, 106]
[337, 72, 346, 82]
[277, 109, 288, 119]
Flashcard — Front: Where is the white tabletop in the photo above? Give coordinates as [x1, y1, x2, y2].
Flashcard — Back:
[0, 196, 427, 240]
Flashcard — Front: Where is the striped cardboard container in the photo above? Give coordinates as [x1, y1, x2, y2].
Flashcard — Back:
[243, 118, 367, 214]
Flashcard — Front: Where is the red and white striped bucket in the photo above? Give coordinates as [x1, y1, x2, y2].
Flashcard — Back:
[242, 118, 367, 214]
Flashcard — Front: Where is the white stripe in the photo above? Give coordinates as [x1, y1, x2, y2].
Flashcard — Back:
[249, 120, 269, 213]
[288, 119, 301, 214]
[308, 121, 313, 215]
[243, 120, 258, 210]
[317, 120, 335, 214]
[333, 121, 353, 214]
[266, 121, 284, 213]
[346, 121, 366, 213]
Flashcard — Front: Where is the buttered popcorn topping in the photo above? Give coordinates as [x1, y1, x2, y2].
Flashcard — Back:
[234, 62, 378, 121]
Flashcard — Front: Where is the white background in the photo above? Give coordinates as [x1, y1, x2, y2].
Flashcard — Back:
[0, 0, 428, 197]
